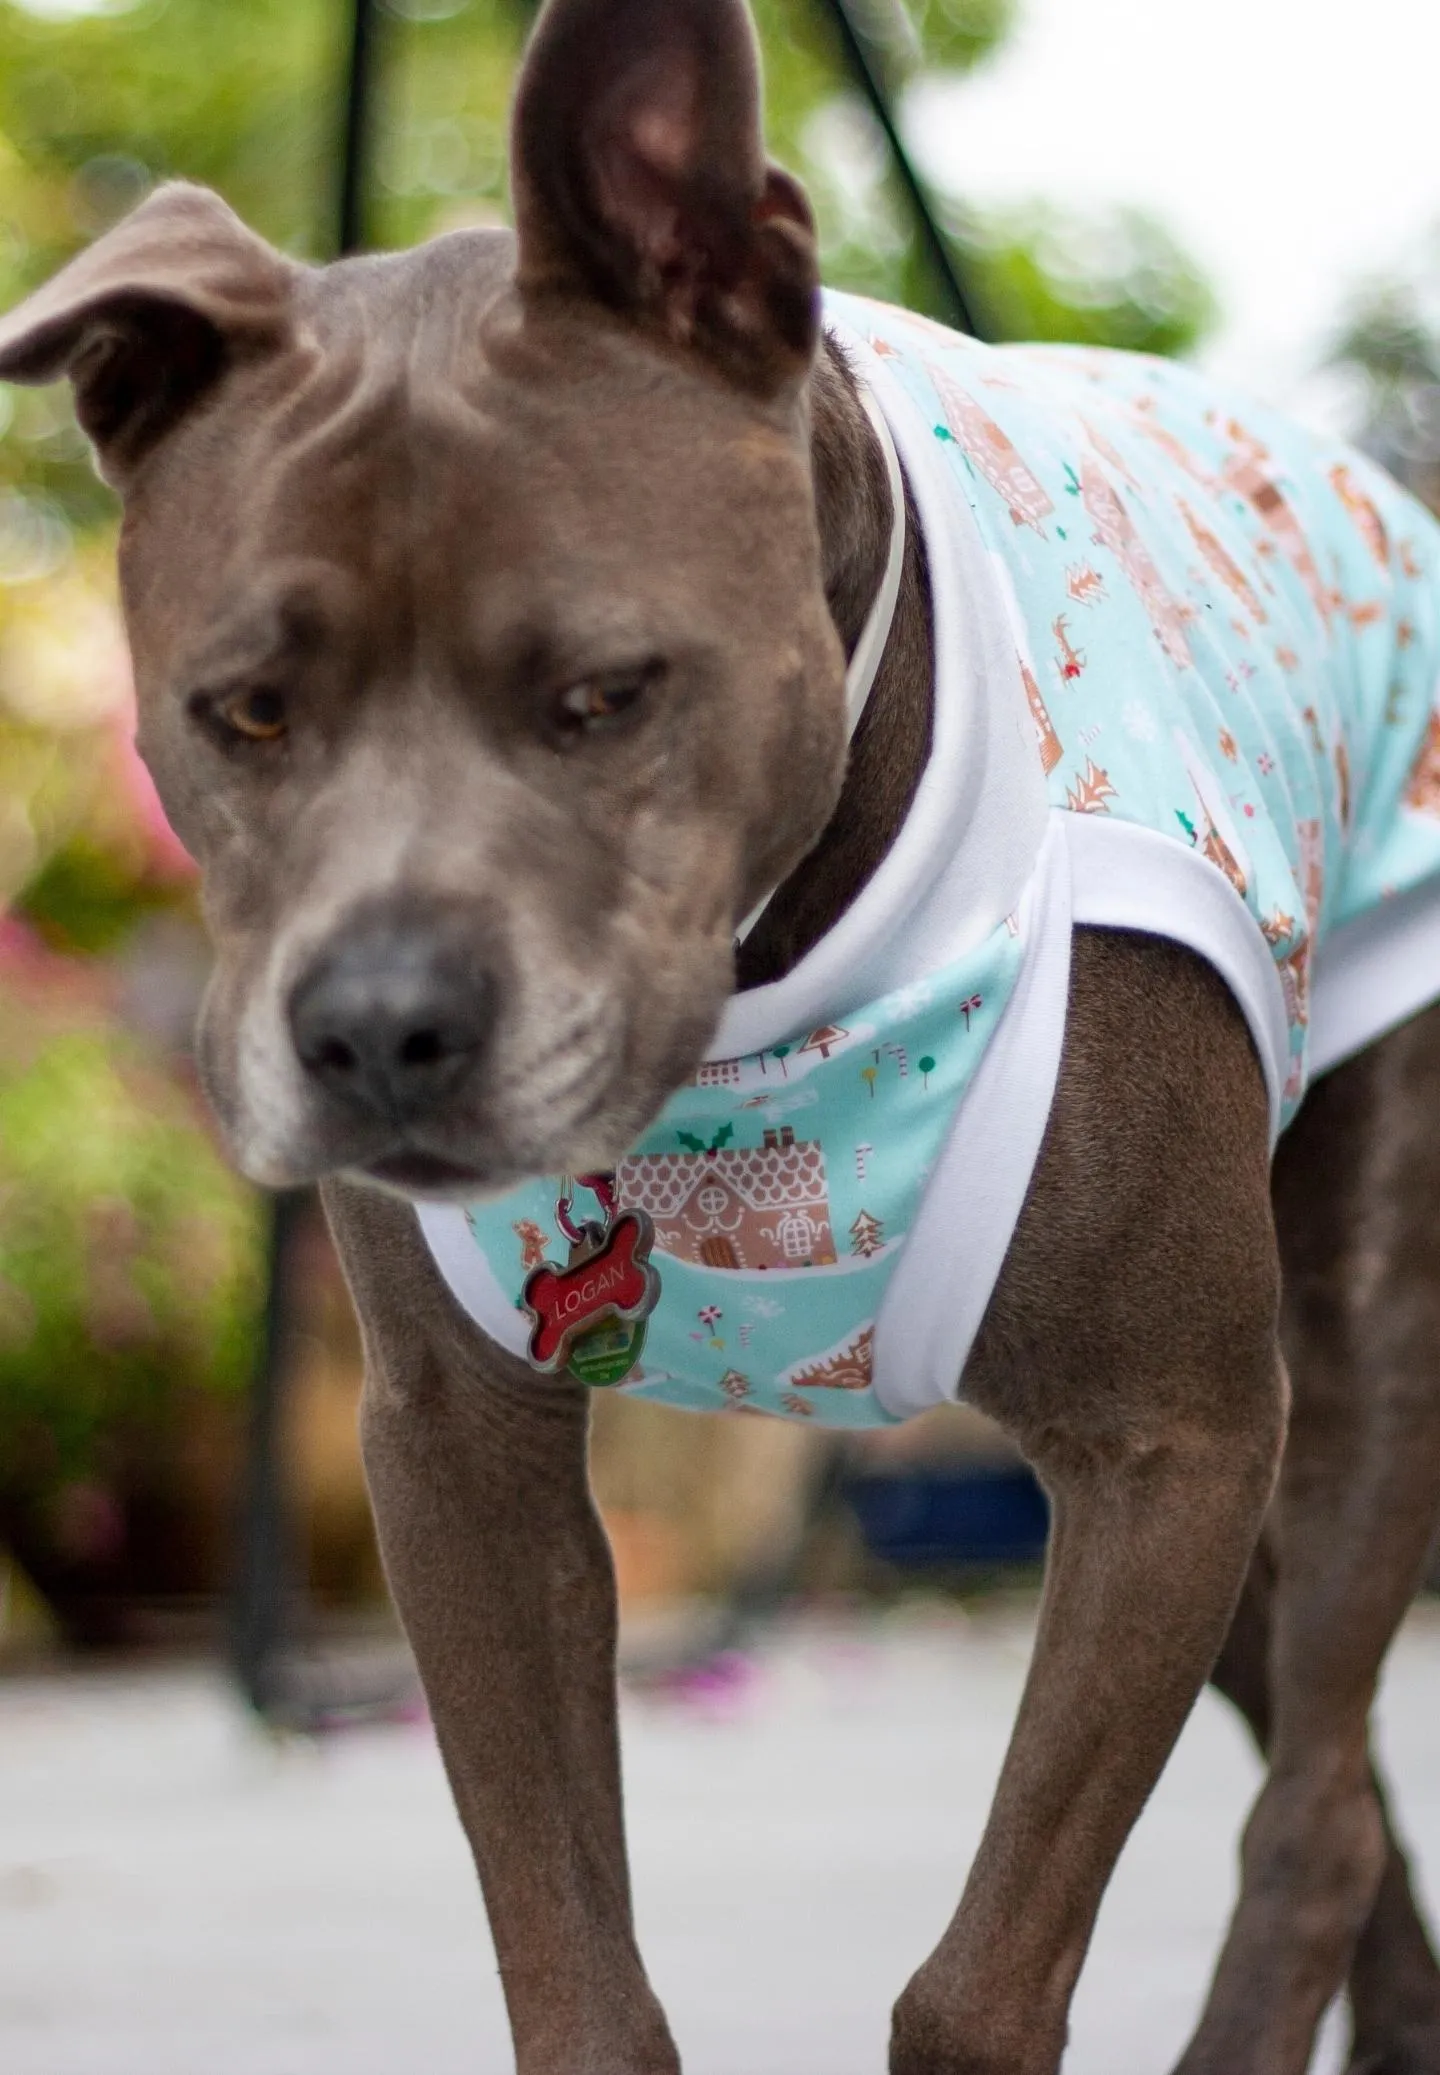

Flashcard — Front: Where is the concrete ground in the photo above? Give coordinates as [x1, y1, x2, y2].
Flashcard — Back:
[2, 1597, 1439, 2075]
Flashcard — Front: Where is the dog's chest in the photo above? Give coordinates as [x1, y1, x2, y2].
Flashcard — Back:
[429, 906, 1031, 1426]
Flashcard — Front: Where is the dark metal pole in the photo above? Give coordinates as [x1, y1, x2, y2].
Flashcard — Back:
[229, 2, 400, 1729]
[338, 0, 381, 256]
[821, 0, 982, 338]
[230, 1189, 306, 1718]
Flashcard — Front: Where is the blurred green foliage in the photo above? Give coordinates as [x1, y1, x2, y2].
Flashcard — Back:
[0, 0, 1218, 533]
[0, 0, 1221, 326]
[0, 0, 342, 523]
[950, 203, 1217, 361]
[1330, 260, 1440, 515]
[22, 830, 167, 952]
[0, 0, 342, 270]
[0, 994, 263, 1491]
[0, 533, 258, 1504]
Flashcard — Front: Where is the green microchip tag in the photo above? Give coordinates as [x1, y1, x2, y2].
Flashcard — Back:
[566, 1316, 648, 1389]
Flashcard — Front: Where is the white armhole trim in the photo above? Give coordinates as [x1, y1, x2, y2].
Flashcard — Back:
[1310, 879, 1440, 1077]
[418, 1198, 531, 1359]
[872, 813, 1074, 1420]
[1064, 812, 1289, 1142]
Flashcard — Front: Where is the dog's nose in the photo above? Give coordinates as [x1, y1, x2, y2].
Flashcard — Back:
[288, 907, 494, 1122]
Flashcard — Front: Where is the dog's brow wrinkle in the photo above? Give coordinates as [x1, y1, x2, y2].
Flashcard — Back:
[183, 618, 288, 688]
[274, 361, 404, 477]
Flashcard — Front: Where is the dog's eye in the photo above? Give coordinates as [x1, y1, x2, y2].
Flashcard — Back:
[215, 686, 288, 744]
[554, 668, 651, 735]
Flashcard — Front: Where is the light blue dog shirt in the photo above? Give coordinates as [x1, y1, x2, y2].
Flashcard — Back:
[421, 292, 1440, 1426]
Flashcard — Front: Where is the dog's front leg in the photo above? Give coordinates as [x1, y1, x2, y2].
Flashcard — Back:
[324, 1179, 680, 2075]
[890, 933, 1289, 2075]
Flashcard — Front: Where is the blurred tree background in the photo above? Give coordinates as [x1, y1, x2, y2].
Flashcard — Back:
[1331, 240, 1440, 516]
[0, 0, 1219, 1644]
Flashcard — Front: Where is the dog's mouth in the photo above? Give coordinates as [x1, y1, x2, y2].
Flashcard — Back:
[362, 1150, 496, 1197]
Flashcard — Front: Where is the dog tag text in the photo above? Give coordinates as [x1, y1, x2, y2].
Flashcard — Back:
[521, 1208, 660, 1378]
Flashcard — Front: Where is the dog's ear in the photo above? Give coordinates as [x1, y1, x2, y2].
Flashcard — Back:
[511, 0, 819, 394]
[0, 182, 294, 488]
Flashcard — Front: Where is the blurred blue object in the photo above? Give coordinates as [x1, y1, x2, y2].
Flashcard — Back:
[846, 1464, 1049, 1569]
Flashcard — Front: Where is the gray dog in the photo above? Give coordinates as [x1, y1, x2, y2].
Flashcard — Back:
[5, 2, 1440, 2070]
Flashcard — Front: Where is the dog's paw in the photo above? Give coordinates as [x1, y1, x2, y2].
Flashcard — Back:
[1347, 2028, 1440, 2075]
[889, 1973, 1063, 2075]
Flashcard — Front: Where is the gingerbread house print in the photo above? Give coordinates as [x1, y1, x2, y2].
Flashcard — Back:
[1277, 939, 1313, 1030]
[1176, 496, 1269, 623]
[1082, 461, 1193, 669]
[1406, 713, 1440, 819]
[1081, 415, 1143, 492]
[789, 1325, 875, 1395]
[1260, 908, 1312, 1030]
[1335, 739, 1353, 829]
[929, 367, 1055, 535]
[1297, 816, 1325, 931]
[615, 1125, 838, 1271]
[1022, 660, 1064, 775]
[1132, 410, 1216, 490]
[1200, 810, 1248, 898]
[1221, 426, 1332, 621]
[1329, 463, 1390, 569]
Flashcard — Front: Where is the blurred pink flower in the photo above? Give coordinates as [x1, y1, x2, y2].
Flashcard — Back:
[0, 913, 111, 1014]
[0, 913, 43, 966]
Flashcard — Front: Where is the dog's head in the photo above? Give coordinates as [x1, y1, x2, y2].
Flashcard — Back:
[0, 0, 847, 1198]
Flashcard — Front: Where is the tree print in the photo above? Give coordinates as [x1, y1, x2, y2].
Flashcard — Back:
[800, 1024, 849, 1061]
[1066, 562, 1107, 606]
[1065, 758, 1118, 815]
[918, 1055, 936, 1088]
[850, 1210, 885, 1258]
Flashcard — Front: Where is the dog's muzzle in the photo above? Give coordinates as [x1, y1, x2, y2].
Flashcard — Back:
[287, 896, 496, 1128]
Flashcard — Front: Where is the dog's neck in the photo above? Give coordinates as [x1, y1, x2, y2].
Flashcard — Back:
[734, 334, 935, 990]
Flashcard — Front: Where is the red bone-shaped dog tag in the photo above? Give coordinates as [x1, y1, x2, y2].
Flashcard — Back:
[522, 1208, 660, 1374]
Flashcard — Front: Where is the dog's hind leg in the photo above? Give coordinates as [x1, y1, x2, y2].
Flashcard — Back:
[1176, 1006, 1440, 2075]
[1346, 1772, 1440, 2075]
[889, 933, 1286, 2075]
[1211, 1539, 1440, 2074]
[323, 1178, 681, 2075]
